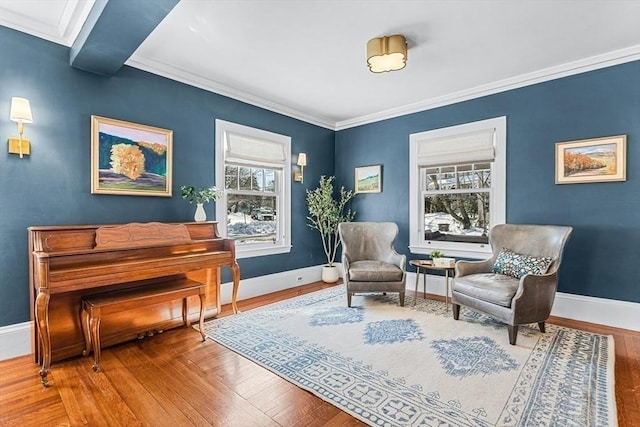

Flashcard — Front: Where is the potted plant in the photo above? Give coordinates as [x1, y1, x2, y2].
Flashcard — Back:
[430, 250, 455, 268]
[306, 176, 356, 283]
[181, 185, 222, 222]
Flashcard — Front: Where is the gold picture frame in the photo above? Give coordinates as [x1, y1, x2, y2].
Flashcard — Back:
[355, 164, 382, 193]
[91, 115, 173, 196]
[555, 135, 626, 184]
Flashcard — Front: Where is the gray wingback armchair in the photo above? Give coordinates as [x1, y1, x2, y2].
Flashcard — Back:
[338, 222, 406, 307]
[452, 224, 573, 345]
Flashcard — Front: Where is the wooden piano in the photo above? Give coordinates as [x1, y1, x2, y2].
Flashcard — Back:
[28, 221, 240, 386]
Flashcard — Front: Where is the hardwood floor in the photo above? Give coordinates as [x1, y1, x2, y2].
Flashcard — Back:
[1, 282, 638, 426]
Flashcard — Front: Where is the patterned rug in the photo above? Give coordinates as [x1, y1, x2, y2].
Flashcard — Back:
[202, 286, 616, 426]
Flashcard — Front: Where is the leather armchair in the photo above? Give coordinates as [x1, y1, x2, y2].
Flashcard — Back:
[452, 224, 573, 345]
[338, 222, 406, 307]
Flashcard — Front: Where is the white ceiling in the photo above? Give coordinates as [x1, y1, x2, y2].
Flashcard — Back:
[1, 0, 639, 130]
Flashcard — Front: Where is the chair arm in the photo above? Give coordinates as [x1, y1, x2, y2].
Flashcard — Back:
[511, 271, 559, 320]
[514, 271, 558, 300]
[387, 251, 406, 270]
[398, 253, 407, 279]
[455, 258, 494, 277]
[386, 251, 406, 279]
[342, 253, 351, 279]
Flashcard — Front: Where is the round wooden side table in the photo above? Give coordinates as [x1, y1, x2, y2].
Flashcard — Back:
[409, 260, 455, 310]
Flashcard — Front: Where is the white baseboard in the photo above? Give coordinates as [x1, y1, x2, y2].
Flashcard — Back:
[406, 272, 640, 332]
[219, 264, 325, 304]
[0, 321, 32, 361]
[551, 291, 640, 332]
[2, 268, 637, 361]
[0, 265, 327, 362]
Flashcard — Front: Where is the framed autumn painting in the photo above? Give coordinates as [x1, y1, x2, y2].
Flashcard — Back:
[91, 115, 173, 196]
[555, 135, 626, 184]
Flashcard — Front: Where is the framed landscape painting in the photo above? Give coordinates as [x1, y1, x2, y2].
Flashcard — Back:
[355, 164, 382, 193]
[555, 135, 626, 184]
[91, 115, 173, 196]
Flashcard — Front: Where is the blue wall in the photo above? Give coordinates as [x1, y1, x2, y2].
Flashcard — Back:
[336, 60, 640, 303]
[0, 27, 334, 327]
[1, 26, 638, 329]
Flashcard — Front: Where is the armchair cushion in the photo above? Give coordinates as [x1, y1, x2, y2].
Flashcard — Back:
[348, 260, 403, 282]
[453, 273, 519, 307]
[492, 247, 553, 279]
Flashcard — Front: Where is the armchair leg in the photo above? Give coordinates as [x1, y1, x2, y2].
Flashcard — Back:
[452, 304, 460, 320]
[347, 292, 352, 307]
[399, 292, 405, 307]
[507, 325, 518, 345]
[538, 322, 546, 333]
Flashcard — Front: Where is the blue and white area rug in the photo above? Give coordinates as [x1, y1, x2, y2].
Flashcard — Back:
[202, 286, 616, 426]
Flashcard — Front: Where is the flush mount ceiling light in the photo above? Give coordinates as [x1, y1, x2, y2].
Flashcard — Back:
[367, 34, 407, 73]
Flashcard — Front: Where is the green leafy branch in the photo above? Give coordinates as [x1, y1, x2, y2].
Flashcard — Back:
[306, 176, 356, 267]
[181, 185, 222, 204]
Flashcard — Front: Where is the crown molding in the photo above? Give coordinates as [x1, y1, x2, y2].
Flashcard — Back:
[0, 0, 94, 47]
[335, 45, 640, 131]
[125, 56, 336, 130]
[129, 45, 640, 132]
[58, 0, 95, 46]
[2, 3, 637, 132]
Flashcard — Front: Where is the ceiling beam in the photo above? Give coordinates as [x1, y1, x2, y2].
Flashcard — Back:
[70, 0, 179, 76]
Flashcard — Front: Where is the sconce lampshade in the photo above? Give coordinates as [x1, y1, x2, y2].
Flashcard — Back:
[367, 35, 407, 73]
[10, 97, 33, 123]
[297, 152, 307, 167]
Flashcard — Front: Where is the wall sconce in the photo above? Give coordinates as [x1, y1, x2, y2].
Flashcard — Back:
[8, 97, 33, 158]
[294, 152, 307, 183]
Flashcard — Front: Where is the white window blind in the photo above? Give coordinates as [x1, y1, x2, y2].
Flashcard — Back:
[215, 119, 292, 259]
[416, 128, 495, 167]
[225, 132, 287, 166]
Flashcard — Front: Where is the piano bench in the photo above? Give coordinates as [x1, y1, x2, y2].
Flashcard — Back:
[81, 278, 207, 372]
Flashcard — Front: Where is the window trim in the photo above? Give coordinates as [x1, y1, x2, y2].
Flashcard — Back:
[409, 116, 506, 259]
[215, 119, 292, 259]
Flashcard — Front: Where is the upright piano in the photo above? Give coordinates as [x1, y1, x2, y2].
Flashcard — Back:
[28, 221, 240, 386]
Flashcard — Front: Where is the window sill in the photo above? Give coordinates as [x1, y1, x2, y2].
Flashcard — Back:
[408, 244, 491, 260]
[236, 244, 292, 259]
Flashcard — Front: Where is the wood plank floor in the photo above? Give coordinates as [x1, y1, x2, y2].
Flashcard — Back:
[1, 282, 638, 426]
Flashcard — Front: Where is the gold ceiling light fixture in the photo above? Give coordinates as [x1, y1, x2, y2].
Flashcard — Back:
[367, 34, 407, 73]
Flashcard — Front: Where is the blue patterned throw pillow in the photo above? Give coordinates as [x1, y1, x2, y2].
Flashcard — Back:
[492, 248, 553, 279]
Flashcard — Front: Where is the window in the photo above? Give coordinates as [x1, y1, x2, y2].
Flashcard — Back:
[215, 119, 291, 258]
[409, 117, 506, 258]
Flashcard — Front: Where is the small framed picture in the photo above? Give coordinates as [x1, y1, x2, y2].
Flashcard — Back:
[555, 135, 626, 184]
[91, 115, 173, 196]
[355, 164, 382, 193]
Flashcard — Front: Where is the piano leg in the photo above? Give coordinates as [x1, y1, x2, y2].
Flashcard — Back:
[89, 314, 102, 372]
[81, 302, 92, 357]
[198, 293, 206, 341]
[34, 289, 51, 387]
[182, 298, 191, 327]
[231, 261, 241, 314]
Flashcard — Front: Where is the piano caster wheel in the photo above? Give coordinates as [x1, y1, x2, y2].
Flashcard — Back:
[146, 330, 154, 337]
[137, 333, 145, 340]
[157, 329, 164, 334]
